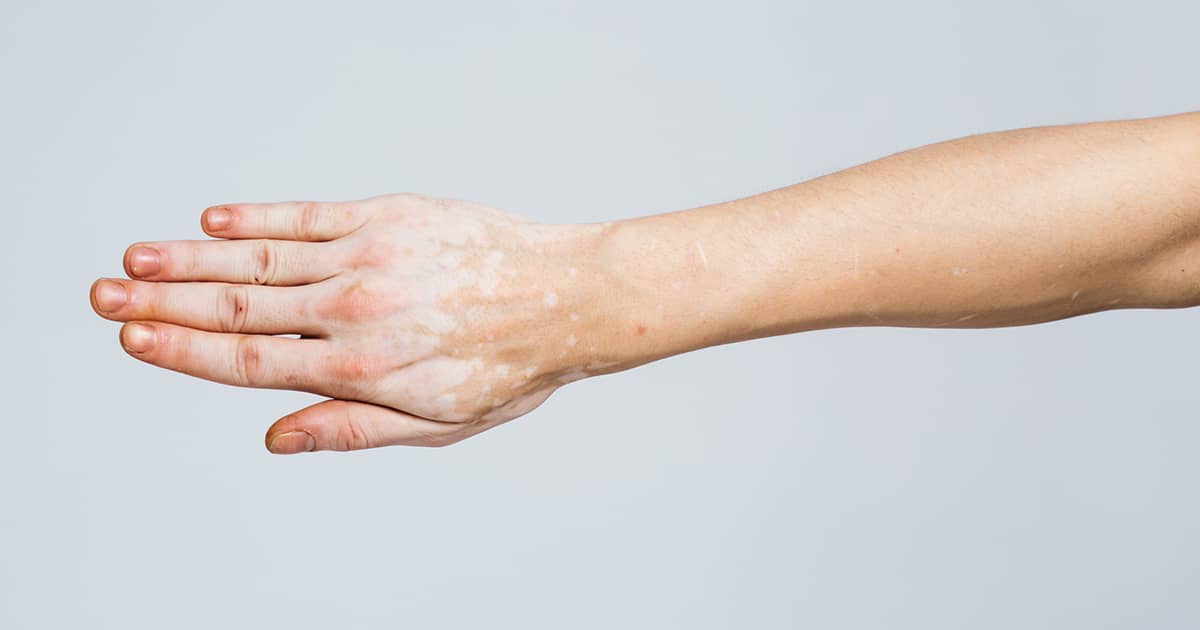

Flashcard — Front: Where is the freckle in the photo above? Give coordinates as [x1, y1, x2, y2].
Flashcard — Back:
[894, 247, 901, 253]
[566, 335, 577, 346]
[636, 324, 647, 336]
[569, 312, 580, 321]
[544, 290, 558, 307]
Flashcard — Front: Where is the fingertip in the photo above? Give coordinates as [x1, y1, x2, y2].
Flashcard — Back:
[89, 278, 105, 313]
[202, 206, 234, 235]
[123, 243, 162, 279]
[91, 278, 128, 315]
[266, 430, 317, 455]
[120, 322, 157, 354]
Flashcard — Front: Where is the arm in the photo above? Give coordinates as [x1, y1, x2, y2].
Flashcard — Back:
[592, 112, 1200, 370]
[89, 112, 1200, 453]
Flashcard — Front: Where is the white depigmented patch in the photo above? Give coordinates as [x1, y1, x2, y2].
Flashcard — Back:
[569, 312, 580, 321]
[430, 393, 458, 416]
[544, 290, 558, 307]
[695, 241, 709, 270]
[436, 250, 464, 269]
[670, 280, 682, 290]
[477, 250, 504, 297]
[523, 366, 537, 378]
[408, 305, 457, 334]
[956, 314, 978, 322]
[494, 364, 510, 377]
[566, 335, 577, 347]
[568, 267, 578, 278]
[772, 209, 783, 222]
[399, 357, 482, 413]
[952, 267, 968, 277]
[1071, 291, 1080, 302]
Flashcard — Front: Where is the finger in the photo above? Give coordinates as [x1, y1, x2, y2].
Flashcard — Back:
[265, 399, 472, 453]
[123, 239, 340, 285]
[92, 278, 324, 336]
[201, 201, 371, 241]
[119, 321, 335, 394]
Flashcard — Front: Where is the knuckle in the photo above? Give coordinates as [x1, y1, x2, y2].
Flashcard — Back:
[347, 237, 399, 269]
[251, 240, 278, 285]
[233, 336, 264, 385]
[296, 202, 324, 240]
[333, 414, 373, 451]
[318, 279, 401, 323]
[326, 355, 379, 396]
[218, 285, 251, 333]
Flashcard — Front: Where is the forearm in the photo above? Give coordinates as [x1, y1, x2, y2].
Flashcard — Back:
[588, 112, 1200, 369]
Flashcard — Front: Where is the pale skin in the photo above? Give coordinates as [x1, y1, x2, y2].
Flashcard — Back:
[90, 112, 1200, 453]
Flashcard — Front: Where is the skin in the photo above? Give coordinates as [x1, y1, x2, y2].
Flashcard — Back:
[90, 112, 1200, 453]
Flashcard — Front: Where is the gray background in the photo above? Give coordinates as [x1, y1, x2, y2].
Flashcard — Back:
[2, 1, 1198, 627]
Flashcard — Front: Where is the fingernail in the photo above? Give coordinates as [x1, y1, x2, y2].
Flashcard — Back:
[121, 323, 156, 353]
[128, 246, 161, 278]
[269, 431, 316, 454]
[94, 280, 127, 312]
[204, 208, 232, 231]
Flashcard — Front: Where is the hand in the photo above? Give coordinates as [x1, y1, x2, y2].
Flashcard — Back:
[90, 194, 614, 452]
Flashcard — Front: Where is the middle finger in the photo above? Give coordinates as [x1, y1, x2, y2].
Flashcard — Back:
[92, 278, 326, 336]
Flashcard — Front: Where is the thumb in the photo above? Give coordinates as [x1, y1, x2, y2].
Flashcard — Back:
[265, 399, 469, 454]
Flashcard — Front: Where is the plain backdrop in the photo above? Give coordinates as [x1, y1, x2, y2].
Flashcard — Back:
[2, 1, 1198, 628]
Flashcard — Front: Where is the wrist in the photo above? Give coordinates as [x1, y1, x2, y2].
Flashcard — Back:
[525, 217, 692, 382]
[586, 209, 782, 369]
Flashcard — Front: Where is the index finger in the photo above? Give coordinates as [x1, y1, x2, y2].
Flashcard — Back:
[201, 201, 372, 242]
